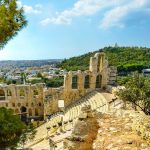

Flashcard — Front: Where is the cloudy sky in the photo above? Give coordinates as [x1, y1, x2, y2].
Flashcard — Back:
[0, 0, 150, 60]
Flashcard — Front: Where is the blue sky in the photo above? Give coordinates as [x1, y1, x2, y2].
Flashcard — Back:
[0, 0, 150, 60]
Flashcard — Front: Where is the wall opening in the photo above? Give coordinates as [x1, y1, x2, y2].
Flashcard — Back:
[39, 102, 42, 107]
[20, 89, 25, 98]
[84, 75, 90, 89]
[96, 74, 102, 88]
[33, 89, 39, 97]
[0, 89, 5, 101]
[35, 108, 39, 116]
[20, 106, 27, 122]
[72, 75, 78, 89]
[29, 108, 32, 116]
[7, 89, 12, 96]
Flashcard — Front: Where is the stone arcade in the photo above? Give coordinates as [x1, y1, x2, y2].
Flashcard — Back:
[0, 52, 117, 121]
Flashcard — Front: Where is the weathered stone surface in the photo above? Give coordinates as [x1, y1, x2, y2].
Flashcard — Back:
[132, 113, 150, 141]
[93, 110, 150, 150]
[64, 105, 99, 150]
[0, 52, 117, 119]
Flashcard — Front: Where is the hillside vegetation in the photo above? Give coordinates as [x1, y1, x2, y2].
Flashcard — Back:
[58, 47, 150, 74]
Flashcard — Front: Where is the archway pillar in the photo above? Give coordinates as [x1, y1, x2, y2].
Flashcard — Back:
[90, 73, 96, 89]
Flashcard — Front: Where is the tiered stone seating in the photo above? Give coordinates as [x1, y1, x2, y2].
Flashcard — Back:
[25, 90, 110, 149]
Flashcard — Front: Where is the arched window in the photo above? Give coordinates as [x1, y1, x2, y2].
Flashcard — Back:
[33, 89, 39, 96]
[7, 89, 12, 96]
[84, 75, 90, 89]
[0, 89, 5, 101]
[39, 102, 42, 107]
[20, 106, 27, 122]
[12, 103, 15, 107]
[29, 108, 32, 116]
[35, 108, 39, 116]
[31, 102, 34, 107]
[72, 75, 78, 89]
[20, 89, 25, 97]
[18, 103, 21, 107]
[20, 106, 27, 113]
[96, 74, 102, 88]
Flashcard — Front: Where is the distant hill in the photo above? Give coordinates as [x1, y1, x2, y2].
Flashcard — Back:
[0, 59, 62, 68]
[58, 46, 150, 75]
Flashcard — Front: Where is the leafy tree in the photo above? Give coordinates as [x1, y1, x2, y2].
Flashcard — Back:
[117, 73, 150, 115]
[0, 0, 27, 49]
[19, 123, 36, 149]
[37, 72, 43, 78]
[45, 77, 64, 87]
[0, 107, 36, 149]
[117, 75, 132, 85]
[58, 46, 150, 74]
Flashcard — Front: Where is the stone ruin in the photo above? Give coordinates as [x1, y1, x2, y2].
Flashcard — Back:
[0, 52, 117, 121]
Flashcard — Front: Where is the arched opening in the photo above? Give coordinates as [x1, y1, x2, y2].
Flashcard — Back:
[84, 75, 90, 89]
[18, 103, 21, 107]
[96, 74, 102, 88]
[20, 89, 25, 97]
[35, 108, 39, 116]
[12, 103, 15, 107]
[7, 89, 12, 96]
[0, 89, 5, 101]
[33, 89, 39, 96]
[72, 75, 78, 89]
[29, 108, 32, 116]
[20, 106, 27, 122]
[31, 102, 34, 107]
[39, 102, 42, 107]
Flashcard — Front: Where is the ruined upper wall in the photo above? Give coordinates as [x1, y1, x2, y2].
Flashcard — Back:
[63, 52, 116, 92]
[44, 52, 117, 116]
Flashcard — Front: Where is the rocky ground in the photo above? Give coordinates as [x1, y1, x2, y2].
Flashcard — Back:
[93, 110, 150, 150]
[63, 105, 150, 150]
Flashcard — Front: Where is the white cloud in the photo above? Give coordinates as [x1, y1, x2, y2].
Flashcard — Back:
[41, 0, 113, 26]
[40, 0, 149, 28]
[17, 1, 42, 14]
[23, 5, 42, 14]
[100, 0, 149, 29]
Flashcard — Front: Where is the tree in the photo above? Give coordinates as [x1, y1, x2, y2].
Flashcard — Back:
[19, 123, 36, 149]
[117, 73, 150, 115]
[0, 107, 36, 149]
[37, 72, 43, 78]
[0, 0, 27, 49]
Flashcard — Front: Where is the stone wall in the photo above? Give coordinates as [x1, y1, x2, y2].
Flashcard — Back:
[0, 83, 45, 119]
[44, 52, 117, 117]
[0, 52, 117, 120]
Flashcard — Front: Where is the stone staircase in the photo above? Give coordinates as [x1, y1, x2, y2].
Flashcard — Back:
[25, 90, 113, 149]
